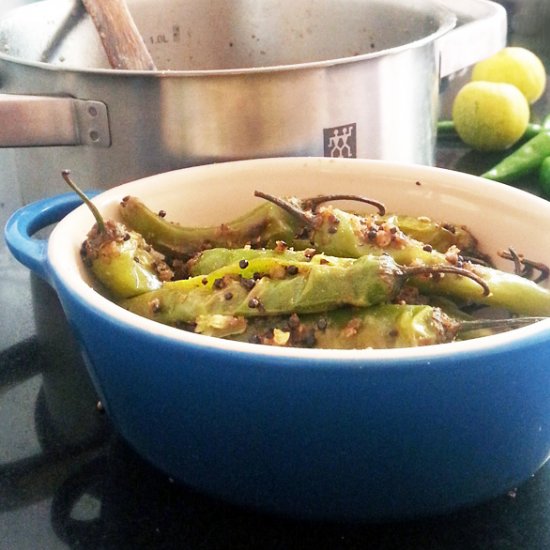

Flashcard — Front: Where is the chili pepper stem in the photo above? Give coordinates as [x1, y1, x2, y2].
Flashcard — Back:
[403, 264, 491, 296]
[254, 190, 314, 227]
[62, 169, 106, 233]
[499, 247, 550, 284]
[459, 316, 546, 334]
[254, 190, 387, 221]
[303, 194, 386, 216]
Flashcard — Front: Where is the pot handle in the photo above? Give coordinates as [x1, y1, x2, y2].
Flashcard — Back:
[437, 0, 508, 78]
[4, 191, 100, 284]
[0, 94, 111, 148]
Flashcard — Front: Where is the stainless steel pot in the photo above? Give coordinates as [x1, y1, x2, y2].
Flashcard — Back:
[0, 0, 506, 203]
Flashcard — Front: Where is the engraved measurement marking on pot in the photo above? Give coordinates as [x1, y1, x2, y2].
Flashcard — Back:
[324, 124, 357, 158]
[148, 25, 181, 45]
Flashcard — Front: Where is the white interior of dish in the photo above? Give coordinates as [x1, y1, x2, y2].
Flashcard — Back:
[48, 157, 550, 361]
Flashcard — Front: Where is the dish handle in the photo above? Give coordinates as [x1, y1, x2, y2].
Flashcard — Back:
[4, 191, 100, 285]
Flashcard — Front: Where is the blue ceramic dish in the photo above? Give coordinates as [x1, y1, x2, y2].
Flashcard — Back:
[5, 158, 550, 521]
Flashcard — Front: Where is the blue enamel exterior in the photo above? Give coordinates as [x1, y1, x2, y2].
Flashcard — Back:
[54, 274, 550, 520]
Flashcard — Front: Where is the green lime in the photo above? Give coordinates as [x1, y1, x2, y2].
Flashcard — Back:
[452, 81, 530, 151]
[472, 47, 547, 105]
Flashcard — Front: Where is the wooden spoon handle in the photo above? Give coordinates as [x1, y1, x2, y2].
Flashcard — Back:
[81, 0, 157, 70]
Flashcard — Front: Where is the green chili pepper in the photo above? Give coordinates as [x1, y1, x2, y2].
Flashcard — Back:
[83, 225, 173, 299]
[201, 249, 550, 316]
[482, 116, 550, 183]
[187, 247, 317, 276]
[63, 171, 172, 299]
[225, 304, 544, 348]
[538, 156, 550, 198]
[482, 130, 550, 182]
[227, 304, 461, 348]
[437, 119, 461, 138]
[456, 316, 546, 341]
[119, 196, 302, 258]
[119, 254, 488, 328]
[253, 191, 450, 264]
[188, 244, 550, 317]
[412, 262, 550, 316]
[187, 247, 356, 277]
[225, 247, 550, 317]
[380, 214, 480, 256]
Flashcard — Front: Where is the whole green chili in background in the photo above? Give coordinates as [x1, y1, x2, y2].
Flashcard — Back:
[482, 130, 550, 183]
[481, 114, 550, 184]
[538, 156, 550, 198]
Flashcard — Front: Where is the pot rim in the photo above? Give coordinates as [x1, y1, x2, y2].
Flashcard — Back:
[46, 157, 550, 367]
[0, 0, 456, 77]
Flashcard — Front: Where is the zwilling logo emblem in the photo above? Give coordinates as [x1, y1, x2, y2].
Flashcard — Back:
[324, 124, 357, 158]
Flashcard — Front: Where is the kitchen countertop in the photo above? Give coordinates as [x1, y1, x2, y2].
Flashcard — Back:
[1, 140, 550, 550]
